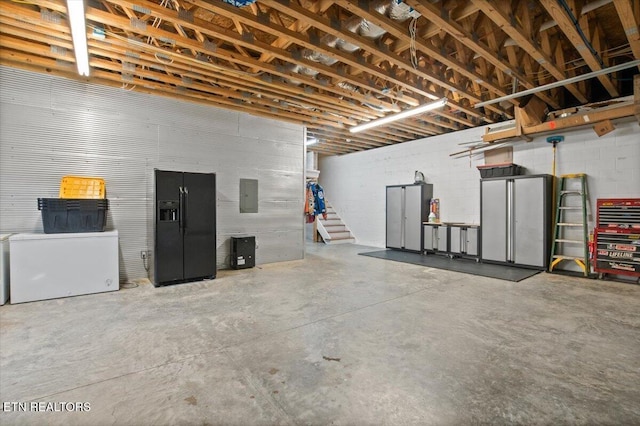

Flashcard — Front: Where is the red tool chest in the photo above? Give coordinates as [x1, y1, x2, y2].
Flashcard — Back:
[594, 199, 640, 279]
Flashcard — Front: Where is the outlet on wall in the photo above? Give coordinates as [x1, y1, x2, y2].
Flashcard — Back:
[140, 250, 151, 259]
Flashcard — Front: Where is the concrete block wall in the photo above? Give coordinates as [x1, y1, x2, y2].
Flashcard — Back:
[0, 66, 305, 282]
[319, 119, 640, 249]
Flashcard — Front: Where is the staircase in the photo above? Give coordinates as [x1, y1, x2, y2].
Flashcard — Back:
[316, 202, 355, 244]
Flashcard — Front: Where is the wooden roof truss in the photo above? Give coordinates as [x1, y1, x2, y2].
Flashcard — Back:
[0, 0, 637, 155]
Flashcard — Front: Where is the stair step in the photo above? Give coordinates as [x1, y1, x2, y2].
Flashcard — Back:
[325, 237, 355, 245]
[328, 236, 354, 240]
[327, 231, 353, 239]
[320, 219, 343, 226]
[317, 200, 355, 245]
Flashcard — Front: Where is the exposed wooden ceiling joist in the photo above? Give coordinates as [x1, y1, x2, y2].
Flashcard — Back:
[613, 0, 640, 71]
[470, 0, 589, 104]
[539, 0, 619, 96]
[0, 0, 637, 155]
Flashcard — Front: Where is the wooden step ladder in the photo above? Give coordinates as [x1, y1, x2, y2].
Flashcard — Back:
[549, 173, 590, 276]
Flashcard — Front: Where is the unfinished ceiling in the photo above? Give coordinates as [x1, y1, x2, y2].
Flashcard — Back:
[0, 0, 638, 155]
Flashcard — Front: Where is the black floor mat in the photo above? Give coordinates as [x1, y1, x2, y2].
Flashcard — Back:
[359, 250, 540, 282]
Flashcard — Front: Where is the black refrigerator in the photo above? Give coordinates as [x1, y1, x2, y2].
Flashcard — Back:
[154, 170, 216, 286]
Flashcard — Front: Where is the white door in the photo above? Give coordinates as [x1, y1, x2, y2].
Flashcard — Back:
[423, 224, 436, 250]
[449, 226, 461, 254]
[466, 228, 479, 256]
[481, 179, 508, 262]
[404, 185, 423, 251]
[386, 187, 403, 249]
[513, 177, 546, 267]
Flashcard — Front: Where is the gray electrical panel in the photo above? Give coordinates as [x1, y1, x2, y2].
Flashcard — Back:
[239, 178, 259, 213]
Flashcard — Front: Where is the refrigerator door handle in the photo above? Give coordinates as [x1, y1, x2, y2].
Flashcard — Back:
[179, 186, 185, 234]
[183, 186, 188, 232]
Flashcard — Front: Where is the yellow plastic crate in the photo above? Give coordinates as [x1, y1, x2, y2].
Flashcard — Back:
[59, 176, 106, 199]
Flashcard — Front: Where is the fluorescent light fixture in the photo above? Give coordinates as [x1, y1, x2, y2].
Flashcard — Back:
[349, 98, 447, 133]
[66, 0, 90, 76]
[305, 137, 318, 146]
[475, 59, 640, 108]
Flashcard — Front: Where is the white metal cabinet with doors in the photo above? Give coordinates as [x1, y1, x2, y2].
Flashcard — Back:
[449, 225, 479, 259]
[386, 184, 433, 252]
[480, 175, 552, 269]
[423, 223, 449, 253]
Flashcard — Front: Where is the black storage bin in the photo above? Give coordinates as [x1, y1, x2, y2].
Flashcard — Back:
[230, 236, 255, 269]
[477, 163, 523, 178]
[37, 198, 108, 234]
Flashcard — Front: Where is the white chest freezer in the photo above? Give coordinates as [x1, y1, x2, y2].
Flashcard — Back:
[9, 231, 119, 304]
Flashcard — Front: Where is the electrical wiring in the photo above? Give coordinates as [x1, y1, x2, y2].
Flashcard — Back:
[154, 52, 174, 64]
[558, 0, 604, 67]
[530, 43, 633, 82]
[409, 16, 418, 70]
[86, 23, 263, 78]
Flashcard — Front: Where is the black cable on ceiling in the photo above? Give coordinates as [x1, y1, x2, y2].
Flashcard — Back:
[556, 0, 605, 68]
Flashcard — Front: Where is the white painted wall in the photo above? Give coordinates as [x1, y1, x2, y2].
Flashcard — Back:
[319, 119, 640, 249]
[0, 67, 305, 282]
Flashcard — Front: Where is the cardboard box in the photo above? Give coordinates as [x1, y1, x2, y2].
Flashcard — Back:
[593, 119, 615, 137]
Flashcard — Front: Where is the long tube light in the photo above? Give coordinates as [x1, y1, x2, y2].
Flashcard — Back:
[475, 60, 640, 108]
[349, 98, 447, 133]
[67, 0, 90, 76]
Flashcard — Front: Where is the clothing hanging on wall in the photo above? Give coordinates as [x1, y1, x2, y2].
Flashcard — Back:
[305, 183, 315, 223]
[305, 181, 327, 222]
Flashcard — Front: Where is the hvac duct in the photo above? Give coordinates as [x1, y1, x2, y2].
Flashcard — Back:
[221, 0, 257, 6]
[282, 0, 421, 108]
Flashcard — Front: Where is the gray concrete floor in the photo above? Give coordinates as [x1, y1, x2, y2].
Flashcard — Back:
[1, 242, 639, 425]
